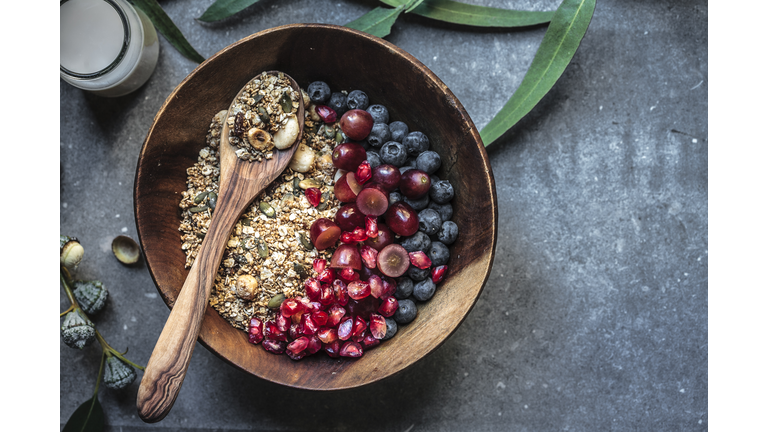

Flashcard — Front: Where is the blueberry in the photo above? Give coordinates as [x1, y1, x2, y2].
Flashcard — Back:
[417, 208, 442, 235]
[366, 122, 391, 147]
[399, 164, 416, 175]
[307, 81, 331, 104]
[403, 131, 430, 155]
[328, 92, 348, 116]
[366, 151, 382, 169]
[404, 194, 429, 211]
[346, 90, 369, 110]
[389, 121, 409, 142]
[412, 278, 436, 301]
[380, 141, 408, 167]
[366, 104, 390, 124]
[428, 241, 450, 266]
[394, 277, 414, 299]
[416, 150, 441, 175]
[438, 221, 458, 245]
[428, 201, 453, 222]
[400, 231, 431, 253]
[383, 317, 398, 340]
[429, 180, 454, 204]
[394, 298, 417, 324]
[407, 265, 431, 281]
[389, 191, 403, 205]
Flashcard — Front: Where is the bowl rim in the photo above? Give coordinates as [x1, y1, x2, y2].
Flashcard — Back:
[134, 23, 498, 390]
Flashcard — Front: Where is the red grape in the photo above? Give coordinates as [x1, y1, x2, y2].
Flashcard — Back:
[399, 169, 431, 199]
[371, 164, 401, 192]
[340, 109, 374, 141]
[335, 203, 366, 231]
[329, 244, 362, 270]
[309, 218, 341, 250]
[376, 244, 410, 277]
[384, 202, 419, 236]
[356, 183, 389, 216]
[332, 142, 367, 171]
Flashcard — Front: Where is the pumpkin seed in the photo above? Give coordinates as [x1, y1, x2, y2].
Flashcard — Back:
[208, 192, 217, 210]
[299, 232, 313, 251]
[196, 232, 206, 239]
[324, 125, 335, 139]
[194, 190, 209, 204]
[241, 239, 253, 250]
[258, 107, 270, 125]
[294, 262, 308, 279]
[252, 94, 264, 104]
[259, 202, 275, 218]
[242, 218, 251, 227]
[267, 293, 285, 309]
[256, 240, 270, 258]
[189, 205, 208, 213]
[279, 91, 293, 114]
[299, 178, 322, 189]
[335, 130, 344, 143]
[234, 254, 248, 264]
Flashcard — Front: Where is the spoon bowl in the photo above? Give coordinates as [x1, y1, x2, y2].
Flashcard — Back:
[136, 71, 304, 423]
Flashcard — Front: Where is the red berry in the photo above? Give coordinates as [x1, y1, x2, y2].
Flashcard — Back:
[359, 244, 379, 269]
[305, 187, 322, 207]
[262, 339, 287, 354]
[340, 341, 364, 358]
[355, 160, 372, 184]
[363, 224, 395, 251]
[361, 332, 380, 348]
[315, 105, 337, 123]
[287, 336, 309, 355]
[378, 296, 398, 317]
[300, 313, 319, 335]
[409, 251, 432, 269]
[369, 314, 387, 339]
[307, 335, 323, 354]
[247, 317, 264, 344]
[368, 274, 385, 298]
[304, 278, 322, 301]
[347, 280, 371, 300]
[352, 316, 367, 337]
[340, 109, 374, 141]
[432, 265, 448, 283]
[319, 284, 335, 306]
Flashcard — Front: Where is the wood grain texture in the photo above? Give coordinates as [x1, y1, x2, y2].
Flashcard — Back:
[134, 24, 497, 393]
[136, 73, 303, 422]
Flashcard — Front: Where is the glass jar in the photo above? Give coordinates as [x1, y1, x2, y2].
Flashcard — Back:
[60, 0, 159, 97]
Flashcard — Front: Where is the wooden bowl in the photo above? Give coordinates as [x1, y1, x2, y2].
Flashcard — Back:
[134, 23, 497, 390]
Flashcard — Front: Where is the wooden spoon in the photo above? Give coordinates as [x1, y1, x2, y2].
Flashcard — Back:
[136, 71, 305, 423]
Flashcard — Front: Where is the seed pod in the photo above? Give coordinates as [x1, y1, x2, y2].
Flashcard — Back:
[236, 274, 260, 301]
[73, 280, 109, 314]
[258, 107, 270, 125]
[112, 235, 141, 265]
[103, 355, 137, 390]
[61, 309, 95, 350]
[247, 128, 272, 151]
[60, 235, 84, 270]
[259, 202, 275, 218]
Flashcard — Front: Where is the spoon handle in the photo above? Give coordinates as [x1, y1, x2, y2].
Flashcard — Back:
[136, 176, 252, 423]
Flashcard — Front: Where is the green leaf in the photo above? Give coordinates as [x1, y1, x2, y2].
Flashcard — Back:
[198, 0, 263, 22]
[480, 0, 595, 146]
[380, 0, 554, 27]
[62, 395, 104, 432]
[404, 0, 426, 13]
[129, 0, 206, 63]
[345, 5, 406, 38]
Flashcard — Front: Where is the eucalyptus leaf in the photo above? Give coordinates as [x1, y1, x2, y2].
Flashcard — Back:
[129, 0, 206, 63]
[345, 5, 406, 38]
[405, 0, 426, 13]
[198, 0, 263, 22]
[62, 394, 104, 432]
[480, 0, 595, 146]
[380, 0, 554, 27]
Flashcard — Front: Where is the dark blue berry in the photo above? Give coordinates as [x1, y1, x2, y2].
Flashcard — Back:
[394, 277, 414, 300]
[346, 90, 369, 110]
[380, 141, 408, 167]
[366, 151, 382, 169]
[383, 317, 398, 340]
[403, 131, 430, 155]
[328, 92, 348, 116]
[412, 278, 436, 301]
[428, 241, 450, 266]
[399, 164, 416, 175]
[416, 150, 441, 175]
[407, 265, 431, 281]
[417, 208, 442, 235]
[389, 191, 403, 205]
[399, 231, 431, 253]
[307, 81, 331, 104]
[429, 180, 454, 204]
[428, 201, 453, 222]
[389, 121, 409, 142]
[437, 221, 458, 245]
[404, 194, 429, 211]
[366, 122, 391, 147]
[366, 104, 389, 124]
[393, 298, 417, 324]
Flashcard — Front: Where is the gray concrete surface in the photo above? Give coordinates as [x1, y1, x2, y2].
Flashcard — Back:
[60, 0, 707, 430]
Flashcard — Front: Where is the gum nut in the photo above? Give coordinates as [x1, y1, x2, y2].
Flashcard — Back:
[247, 128, 272, 151]
[289, 143, 316, 173]
[273, 116, 300, 149]
[111, 235, 140, 265]
[60, 236, 84, 270]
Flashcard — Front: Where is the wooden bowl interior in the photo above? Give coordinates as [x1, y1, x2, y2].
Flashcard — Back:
[134, 24, 497, 390]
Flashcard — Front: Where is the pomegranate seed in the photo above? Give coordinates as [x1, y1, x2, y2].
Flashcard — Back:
[304, 278, 322, 302]
[409, 251, 432, 269]
[369, 275, 385, 298]
[315, 104, 337, 123]
[313, 259, 327, 273]
[338, 317, 353, 340]
[286, 349, 306, 361]
[318, 268, 335, 283]
[305, 187, 322, 207]
[311, 310, 329, 327]
[347, 280, 371, 300]
[352, 316, 367, 337]
[332, 279, 349, 306]
[319, 285, 335, 306]
[362, 332, 380, 348]
[328, 304, 346, 326]
[432, 265, 448, 283]
[340, 341, 364, 358]
[262, 339, 287, 354]
[280, 298, 306, 317]
[341, 227, 368, 244]
[264, 321, 287, 342]
[369, 314, 387, 339]
[324, 340, 341, 358]
[307, 335, 323, 354]
[308, 301, 323, 313]
[291, 312, 302, 324]
[301, 313, 319, 335]
[275, 313, 290, 332]
[289, 322, 301, 340]
[247, 317, 264, 344]
[355, 161, 372, 184]
[352, 333, 366, 343]
[377, 296, 398, 317]
[339, 267, 359, 282]
[382, 276, 397, 297]
[365, 216, 378, 238]
[317, 327, 338, 344]
[359, 245, 378, 269]
[287, 336, 309, 354]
